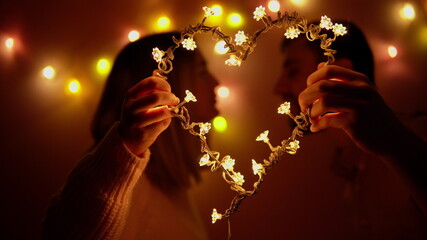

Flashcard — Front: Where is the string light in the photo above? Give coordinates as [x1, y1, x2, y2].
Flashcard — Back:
[128, 30, 140, 42]
[214, 40, 229, 54]
[42, 66, 56, 80]
[66, 79, 81, 94]
[227, 13, 243, 27]
[217, 86, 230, 98]
[399, 3, 416, 20]
[211, 5, 223, 16]
[5, 37, 14, 50]
[268, 0, 281, 12]
[388, 45, 398, 58]
[213, 116, 227, 132]
[156, 16, 171, 30]
[151, 6, 346, 226]
[96, 58, 111, 76]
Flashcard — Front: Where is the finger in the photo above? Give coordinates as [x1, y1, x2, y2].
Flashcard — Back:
[307, 64, 370, 86]
[125, 91, 179, 114]
[298, 79, 372, 112]
[317, 62, 326, 69]
[310, 112, 355, 132]
[309, 94, 364, 120]
[127, 76, 172, 98]
[131, 106, 174, 128]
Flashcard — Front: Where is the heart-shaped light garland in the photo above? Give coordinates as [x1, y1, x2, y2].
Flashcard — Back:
[152, 5, 347, 224]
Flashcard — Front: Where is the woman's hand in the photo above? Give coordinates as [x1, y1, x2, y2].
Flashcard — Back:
[118, 70, 180, 157]
[298, 63, 401, 156]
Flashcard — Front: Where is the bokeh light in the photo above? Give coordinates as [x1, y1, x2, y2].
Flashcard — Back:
[227, 13, 243, 27]
[214, 40, 229, 54]
[213, 116, 227, 132]
[290, 0, 307, 7]
[5, 37, 14, 50]
[128, 30, 140, 42]
[388, 45, 398, 58]
[67, 79, 81, 94]
[157, 16, 171, 30]
[96, 58, 111, 76]
[268, 0, 281, 12]
[42, 66, 56, 80]
[217, 86, 230, 98]
[399, 3, 415, 20]
[212, 5, 223, 16]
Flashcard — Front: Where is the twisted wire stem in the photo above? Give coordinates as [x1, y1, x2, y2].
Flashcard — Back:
[155, 7, 345, 222]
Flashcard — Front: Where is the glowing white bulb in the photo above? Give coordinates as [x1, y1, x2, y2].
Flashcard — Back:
[217, 86, 230, 98]
[67, 79, 81, 94]
[221, 155, 235, 171]
[256, 130, 270, 143]
[252, 160, 264, 175]
[182, 37, 197, 50]
[199, 154, 211, 166]
[278, 102, 291, 114]
[268, 0, 280, 12]
[231, 172, 245, 186]
[157, 16, 171, 29]
[214, 40, 229, 54]
[211, 208, 222, 223]
[400, 3, 415, 20]
[96, 58, 111, 75]
[388, 45, 398, 58]
[211, 5, 223, 16]
[42, 66, 56, 80]
[228, 13, 243, 27]
[128, 30, 140, 42]
[253, 6, 266, 21]
[5, 38, 14, 49]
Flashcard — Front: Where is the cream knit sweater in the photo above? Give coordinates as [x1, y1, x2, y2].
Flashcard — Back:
[43, 123, 208, 240]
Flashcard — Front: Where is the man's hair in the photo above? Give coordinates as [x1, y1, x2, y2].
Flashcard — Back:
[282, 21, 375, 84]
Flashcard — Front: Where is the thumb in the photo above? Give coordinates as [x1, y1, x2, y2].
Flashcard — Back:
[317, 62, 327, 70]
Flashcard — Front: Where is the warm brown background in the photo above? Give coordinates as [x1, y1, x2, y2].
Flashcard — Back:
[1, 0, 427, 239]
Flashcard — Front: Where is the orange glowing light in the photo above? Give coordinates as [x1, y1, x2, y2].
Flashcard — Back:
[388, 45, 398, 58]
[5, 38, 14, 49]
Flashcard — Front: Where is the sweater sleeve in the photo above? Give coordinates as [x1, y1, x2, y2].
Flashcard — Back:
[42, 122, 150, 240]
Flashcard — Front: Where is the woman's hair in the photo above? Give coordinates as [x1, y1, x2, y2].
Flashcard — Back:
[282, 21, 375, 84]
[91, 32, 202, 191]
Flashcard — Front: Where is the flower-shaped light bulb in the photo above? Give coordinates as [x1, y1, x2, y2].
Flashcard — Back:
[199, 153, 211, 166]
[182, 37, 197, 50]
[231, 172, 245, 186]
[200, 122, 212, 135]
[287, 140, 300, 154]
[221, 155, 235, 171]
[284, 26, 301, 39]
[152, 47, 164, 63]
[319, 16, 333, 30]
[333, 23, 347, 36]
[252, 159, 265, 175]
[225, 55, 242, 66]
[256, 130, 270, 143]
[278, 102, 291, 115]
[211, 208, 222, 223]
[184, 90, 197, 102]
[234, 31, 248, 46]
[253, 5, 266, 21]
